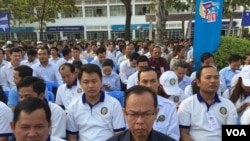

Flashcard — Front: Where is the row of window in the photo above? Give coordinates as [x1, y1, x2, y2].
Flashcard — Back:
[0, 28, 239, 41]
[82, 0, 151, 4]
[61, 4, 153, 18]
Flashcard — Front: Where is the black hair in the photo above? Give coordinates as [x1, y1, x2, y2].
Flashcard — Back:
[78, 64, 102, 81]
[102, 59, 114, 68]
[13, 97, 51, 124]
[59, 63, 75, 73]
[201, 52, 214, 63]
[14, 65, 33, 78]
[228, 54, 242, 63]
[62, 47, 71, 57]
[138, 67, 159, 80]
[96, 47, 106, 55]
[124, 85, 158, 108]
[129, 52, 140, 61]
[17, 76, 46, 96]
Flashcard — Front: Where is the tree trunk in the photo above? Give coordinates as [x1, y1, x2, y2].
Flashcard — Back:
[124, 3, 131, 41]
[227, 14, 234, 36]
[121, 0, 132, 42]
[39, 0, 47, 41]
[155, 0, 167, 46]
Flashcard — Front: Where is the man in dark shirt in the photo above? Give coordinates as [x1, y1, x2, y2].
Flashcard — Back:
[107, 85, 176, 141]
[149, 46, 168, 76]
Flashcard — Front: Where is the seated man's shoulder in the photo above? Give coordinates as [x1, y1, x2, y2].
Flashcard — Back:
[153, 130, 176, 141]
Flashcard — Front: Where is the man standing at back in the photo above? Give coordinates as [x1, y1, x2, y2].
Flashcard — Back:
[137, 67, 180, 141]
[66, 64, 125, 141]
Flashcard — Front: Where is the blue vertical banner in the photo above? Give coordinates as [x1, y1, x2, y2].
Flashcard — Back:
[0, 13, 10, 32]
[193, 0, 224, 70]
[241, 11, 250, 26]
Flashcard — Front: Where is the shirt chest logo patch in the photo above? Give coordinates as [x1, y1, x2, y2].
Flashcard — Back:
[77, 88, 82, 94]
[219, 107, 227, 115]
[158, 115, 165, 122]
[100, 107, 108, 115]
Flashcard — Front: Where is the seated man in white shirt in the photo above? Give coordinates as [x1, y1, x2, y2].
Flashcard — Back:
[172, 60, 192, 91]
[70, 47, 88, 65]
[66, 64, 126, 141]
[57, 48, 72, 67]
[137, 67, 180, 141]
[20, 48, 39, 66]
[49, 47, 60, 64]
[0, 48, 8, 70]
[127, 55, 149, 89]
[0, 47, 22, 91]
[32, 46, 63, 85]
[119, 52, 140, 91]
[90, 47, 106, 69]
[56, 63, 83, 110]
[11, 97, 66, 141]
[17, 76, 67, 139]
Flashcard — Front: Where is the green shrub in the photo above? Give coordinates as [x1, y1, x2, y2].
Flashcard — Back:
[214, 36, 250, 70]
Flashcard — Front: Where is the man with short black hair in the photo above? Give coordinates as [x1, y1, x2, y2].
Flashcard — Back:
[11, 97, 65, 141]
[17, 76, 66, 139]
[66, 64, 125, 141]
[107, 85, 175, 141]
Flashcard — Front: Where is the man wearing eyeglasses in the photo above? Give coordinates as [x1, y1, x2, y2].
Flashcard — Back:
[107, 85, 175, 141]
[137, 67, 180, 141]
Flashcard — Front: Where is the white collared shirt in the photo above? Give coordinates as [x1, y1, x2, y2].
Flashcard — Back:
[153, 95, 180, 141]
[49, 102, 67, 138]
[32, 62, 63, 85]
[0, 62, 16, 91]
[20, 58, 39, 66]
[0, 102, 12, 136]
[55, 79, 83, 110]
[126, 71, 138, 89]
[119, 59, 136, 84]
[178, 94, 238, 141]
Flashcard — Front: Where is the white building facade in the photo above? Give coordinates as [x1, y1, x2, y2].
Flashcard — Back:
[0, 0, 244, 41]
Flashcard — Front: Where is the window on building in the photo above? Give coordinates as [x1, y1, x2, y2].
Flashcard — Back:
[63, 32, 84, 40]
[110, 6, 126, 16]
[16, 33, 37, 41]
[110, 0, 122, 3]
[61, 7, 83, 18]
[86, 31, 108, 40]
[84, 0, 107, 4]
[85, 6, 107, 17]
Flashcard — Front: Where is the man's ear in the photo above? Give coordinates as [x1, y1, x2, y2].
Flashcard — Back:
[38, 93, 44, 100]
[10, 121, 15, 131]
[154, 108, 159, 120]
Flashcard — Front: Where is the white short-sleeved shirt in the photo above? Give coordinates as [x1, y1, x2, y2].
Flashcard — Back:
[119, 60, 136, 84]
[66, 92, 126, 141]
[178, 93, 238, 141]
[126, 71, 138, 89]
[0, 102, 12, 137]
[153, 95, 180, 141]
[49, 102, 67, 139]
[178, 75, 192, 91]
[55, 79, 83, 110]
[50, 136, 66, 141]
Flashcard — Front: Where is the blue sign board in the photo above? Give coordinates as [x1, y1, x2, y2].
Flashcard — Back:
[0, 13, 10, 32]
[46, 26, 84, 32]
[10, 27, 34, 32]
[111, 24, 155, 31]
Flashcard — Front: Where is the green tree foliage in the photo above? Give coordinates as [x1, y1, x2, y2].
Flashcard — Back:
[6, 0, 78, 40]
[214, 36, 250, 70]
